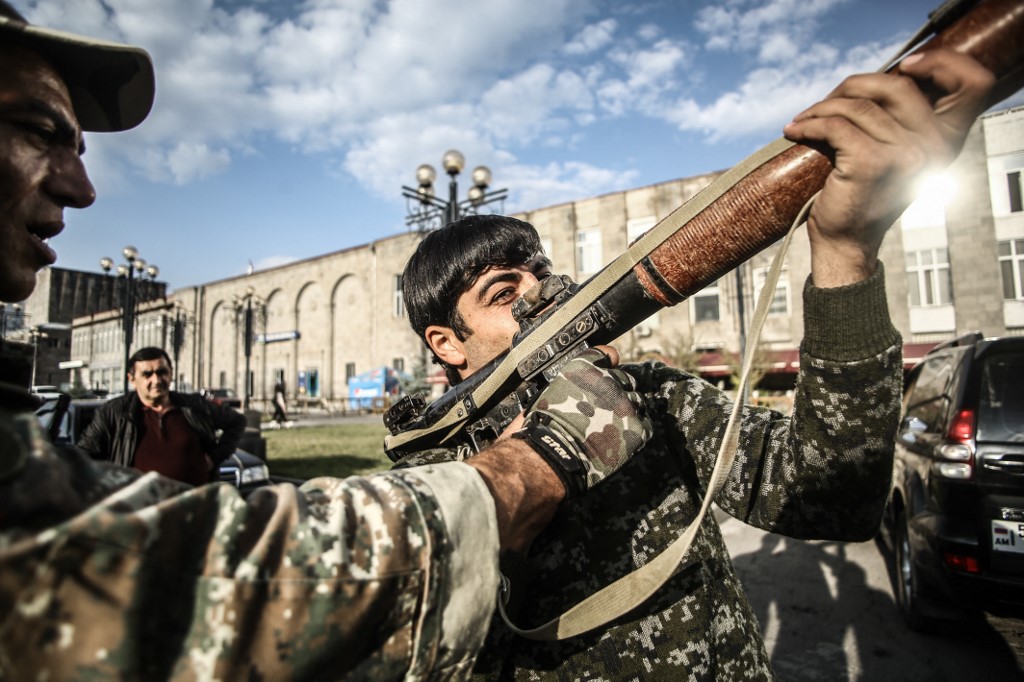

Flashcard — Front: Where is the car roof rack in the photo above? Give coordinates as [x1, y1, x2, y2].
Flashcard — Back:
[926, 331, 984, 355]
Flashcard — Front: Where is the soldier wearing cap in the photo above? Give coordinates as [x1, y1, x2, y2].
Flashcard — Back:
[0, 2, 653, 678]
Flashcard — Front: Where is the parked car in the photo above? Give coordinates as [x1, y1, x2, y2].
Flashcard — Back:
[34, 395, 270, 495]
[30, 384, 63, 402]
[879, 333, 1024, 630]
[200, 387, 242, 410]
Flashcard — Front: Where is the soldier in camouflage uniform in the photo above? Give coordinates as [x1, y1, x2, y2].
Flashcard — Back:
[0, 3, 655, 679]
[397, 52, 997, 680]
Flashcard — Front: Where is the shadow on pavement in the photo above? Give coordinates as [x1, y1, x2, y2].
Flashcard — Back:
[730, 533, 1023, 680]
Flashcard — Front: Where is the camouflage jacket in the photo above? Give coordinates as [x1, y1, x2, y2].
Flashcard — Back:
[395, 269, 903, 681]
[0, 385, 500, 680]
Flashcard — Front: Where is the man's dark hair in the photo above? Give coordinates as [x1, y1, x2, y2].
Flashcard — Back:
[403, 215, 542, 344]
[127, 347, 173, 375]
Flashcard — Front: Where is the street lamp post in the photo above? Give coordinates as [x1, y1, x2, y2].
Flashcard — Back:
[168, 302, 192, 390]
[233, 288, 265, 411]
[28, 326, 47, 389]
[401, 149, 508, 232]
[100, 246, 159, 394]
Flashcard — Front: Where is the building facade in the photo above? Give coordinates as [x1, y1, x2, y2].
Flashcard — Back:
[9, 267, 165, 391]
[69, 105, 1024, 409]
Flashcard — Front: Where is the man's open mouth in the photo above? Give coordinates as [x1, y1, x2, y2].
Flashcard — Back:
[29, 221, 64, 241]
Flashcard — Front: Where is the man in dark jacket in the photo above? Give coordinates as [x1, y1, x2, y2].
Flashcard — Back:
[78, 346, 246, 486]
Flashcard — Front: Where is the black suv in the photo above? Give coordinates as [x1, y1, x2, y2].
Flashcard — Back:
[881, 333, 1024, 630]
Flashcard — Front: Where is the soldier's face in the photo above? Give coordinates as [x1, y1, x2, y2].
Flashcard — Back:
[130, 358, 172, 407]
[450, 255, 553, 378]
[0, 45, 95, 302]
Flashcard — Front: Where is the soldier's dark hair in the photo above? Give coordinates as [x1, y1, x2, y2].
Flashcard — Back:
[127, 347, 173, 375]
[403, 215, 542, 371]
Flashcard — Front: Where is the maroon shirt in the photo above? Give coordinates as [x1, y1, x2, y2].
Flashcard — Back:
[133, 406, 211, 486]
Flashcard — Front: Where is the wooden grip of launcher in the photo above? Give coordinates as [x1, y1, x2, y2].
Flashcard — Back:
[634, 0, 1024, 307]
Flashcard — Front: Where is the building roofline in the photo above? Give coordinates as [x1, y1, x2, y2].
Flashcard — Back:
[172, 230, 418, 292]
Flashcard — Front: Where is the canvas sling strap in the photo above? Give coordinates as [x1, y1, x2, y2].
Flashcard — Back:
[383, 0, 964, 454]
[384, 136, 798, 453]
[488, 11, 943, 637]
[496, 188, 816, 641]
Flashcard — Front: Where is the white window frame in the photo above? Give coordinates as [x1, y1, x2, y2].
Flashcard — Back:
[393, 274, 405, 318]
[906, 248, 953, 307]
[576, 230, 602, 278]
[1009, 170, 1023, 213]
[999, 238, 1024, 301]
[691, 279, 721, 323]
[752, 267, 790, 316]
[627, 216, 657, 245]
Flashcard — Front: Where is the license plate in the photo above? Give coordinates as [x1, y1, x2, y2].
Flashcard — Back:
[992, 520, 1024, 553]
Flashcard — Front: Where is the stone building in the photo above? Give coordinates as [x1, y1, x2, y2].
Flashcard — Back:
[8, 267, 165, 390]
[69, 104, 1024, 409]
[70, 298, 177, 394]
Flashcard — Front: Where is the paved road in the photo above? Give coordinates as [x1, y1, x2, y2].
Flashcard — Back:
[718, 510, 1024, 681]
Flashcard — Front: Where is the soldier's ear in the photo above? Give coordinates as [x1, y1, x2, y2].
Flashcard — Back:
[425, 325, 467, 371]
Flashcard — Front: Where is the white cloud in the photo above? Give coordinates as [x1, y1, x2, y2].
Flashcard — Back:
[563, 18, 617, 56]
[660, 40, 892, 141]
[40, 0, 610, 194]
[251, 255, 299, 272]
[27, 0, 932, 217]
[594, 36, 689, 117]
[479, 65, 593, 143]
[166, 142, 232, 184]
[695, 0, 848, 55]
[501, 161, 640, 214]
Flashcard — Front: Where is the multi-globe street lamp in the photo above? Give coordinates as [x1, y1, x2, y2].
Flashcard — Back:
[401, 149, 508, 231]
[100, 246, 159, 394]
[232, 287, 266, 411]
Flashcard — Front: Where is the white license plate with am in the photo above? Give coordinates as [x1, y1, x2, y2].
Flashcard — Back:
[992, 520, 1024, 553]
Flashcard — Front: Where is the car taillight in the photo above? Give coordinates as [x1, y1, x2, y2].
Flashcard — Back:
[947, 409, 975, 442]
[943, 552, 980, 574]
[936, 409, 976, 480]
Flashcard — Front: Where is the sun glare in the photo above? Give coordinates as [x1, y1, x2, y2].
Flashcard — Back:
[901, 173, 958, 229]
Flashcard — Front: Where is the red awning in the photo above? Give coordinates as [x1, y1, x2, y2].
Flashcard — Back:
[697, 351, 731, 377]
[902, 342, 939, 369]
[697, 349, 801, 377]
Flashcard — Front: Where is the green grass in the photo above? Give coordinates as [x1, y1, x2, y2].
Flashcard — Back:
[263, 423, 394, 480]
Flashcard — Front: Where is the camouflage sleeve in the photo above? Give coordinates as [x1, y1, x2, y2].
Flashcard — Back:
[640, 265, 902, 541]
[0, 420, 500, 680]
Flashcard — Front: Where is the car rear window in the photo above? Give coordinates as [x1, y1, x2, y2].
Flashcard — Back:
[977, 351, 1024, 443]
[904, 355, 958, 433]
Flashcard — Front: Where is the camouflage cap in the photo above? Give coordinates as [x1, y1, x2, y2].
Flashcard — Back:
[0, 0, 154, 132]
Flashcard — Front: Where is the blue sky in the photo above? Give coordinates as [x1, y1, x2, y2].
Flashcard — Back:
[24, 0, 1024, 291]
